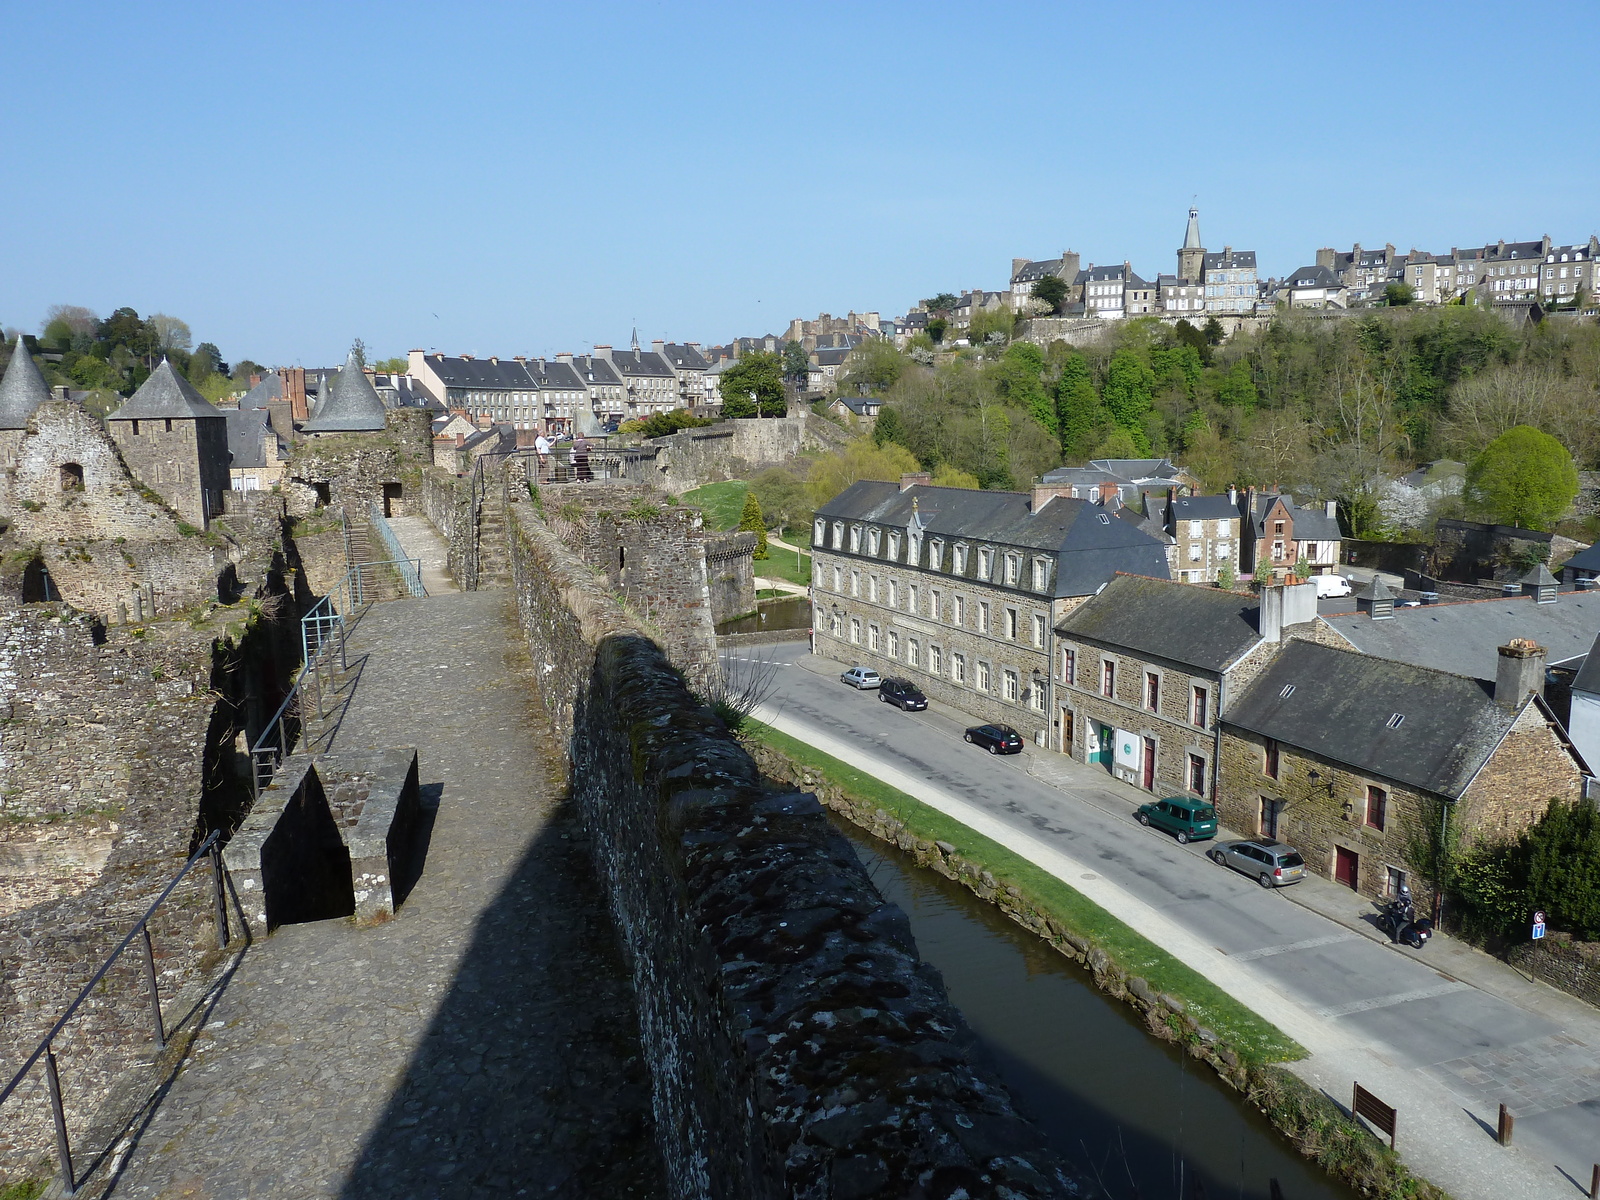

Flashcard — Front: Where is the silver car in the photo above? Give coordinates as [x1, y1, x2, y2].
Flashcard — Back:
[1208, 839, 1306, 888]
[840, 666, 882, 690]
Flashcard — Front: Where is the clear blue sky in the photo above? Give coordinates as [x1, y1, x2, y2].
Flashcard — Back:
[4, 2, 1595, 368]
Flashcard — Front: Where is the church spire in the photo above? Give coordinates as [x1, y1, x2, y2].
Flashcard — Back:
[631, 326, 640, 352]
[1183, 206, 1202, 250]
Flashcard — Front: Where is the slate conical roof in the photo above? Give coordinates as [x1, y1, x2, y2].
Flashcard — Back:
[1183, 206, 1203, 250]
[0, 337, 51, 429]
[301, 352, 387, 432]
[108, 359, 224, 421]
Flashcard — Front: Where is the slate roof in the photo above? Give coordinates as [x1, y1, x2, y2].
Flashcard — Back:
[833, 395, 880, 416]
[423, 355, 539, 391]
[814, 480, 1170, 598]
[1247, 493, 1340, 541]
[301, 353, 388, 432]
[224, 408, 284, 469]
[1012, 257, 1065, 284]
[1076, 264, 1127, 283]
[0, 339, 51, 429]
[1570, 632, 1600, 696]
[609, 350, 675, 378]
[1285, 265, 1343, 289]
[1225, 641, 1519, 799]
[1204, 249, 1257, 270]
[1154, 493, 1242, 522]
[526, 359, 585, 390]
[1559, 543, 1600, 575]
[1056, 574, 1263, 674]
[239, 372, 285, 410]
[1323, 592, 1600, 677]
[661, 343, 710, 371]
[571, 355, 622, 386]
[1090, 458, 1183, 482]
[108, 360, 223, 422]
[1040, 466, 1137, 492]
[815, 347, 851, 367]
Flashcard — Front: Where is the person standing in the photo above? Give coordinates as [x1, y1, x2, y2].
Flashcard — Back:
[572, 431, 591, 482]
[534, 431, 551, 482]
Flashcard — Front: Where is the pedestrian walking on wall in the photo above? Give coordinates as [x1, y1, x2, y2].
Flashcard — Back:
[534, 432, 551, 482]
[573, 432, 592, 482]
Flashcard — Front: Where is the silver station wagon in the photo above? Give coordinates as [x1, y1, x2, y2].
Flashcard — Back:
[1208, 839, 1307, 888]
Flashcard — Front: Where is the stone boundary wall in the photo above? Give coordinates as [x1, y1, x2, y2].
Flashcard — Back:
[640, 415, 855, 494]
[416, 467, 477, 591]
[1508, 934, 1600, 1008]
[503, 498, 1081, 1199]
[716, 628, 810, 648]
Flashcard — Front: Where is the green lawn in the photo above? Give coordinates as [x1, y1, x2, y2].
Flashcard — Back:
[679, 480, 749, 531]
[756, 544, 811, 586]
[745, 720, 1304, 1067]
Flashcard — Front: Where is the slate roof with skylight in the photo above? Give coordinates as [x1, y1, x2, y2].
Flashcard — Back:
[1056, 574, 1263, 674]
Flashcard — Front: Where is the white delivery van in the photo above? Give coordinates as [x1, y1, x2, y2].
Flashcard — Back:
[1313, 574, 1353, 598]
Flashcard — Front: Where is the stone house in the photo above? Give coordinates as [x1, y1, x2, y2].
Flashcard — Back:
[596, 343, 678, 419]
[1053, 576, 1317, 799]
[1078, 263, 1128, 319]
[1278, 264, 1347, 309]
[810, 475, 1171, 744]
[1123, 271, 1156, 316]
[1009, 251, 1081, 312]
[1219, 637, 1586, 906]
[224, 407, 289, 493]
[562, 353, 628, 424]
[1239, 488, 1341, 578]
[1134, 491, 1244, 584]
[1157, 274, 1204, 316]
[1537, 238, 1599, 308]
[656, 341, 712, 411]
[105, 360, 230, 529]
[1202, 248, 1258, 315]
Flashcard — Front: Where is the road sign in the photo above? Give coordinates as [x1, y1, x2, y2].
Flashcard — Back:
[1533, 909, 1547, 924]
[1532, 922, 1547, 940]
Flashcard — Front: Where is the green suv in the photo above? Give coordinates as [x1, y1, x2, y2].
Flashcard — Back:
[1135, 797, 1218, 844]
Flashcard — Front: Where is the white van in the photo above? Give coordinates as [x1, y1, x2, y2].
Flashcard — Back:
[1313, 574, 1353, 599]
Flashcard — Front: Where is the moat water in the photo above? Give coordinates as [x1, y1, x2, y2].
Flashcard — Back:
[835, 818, 1357, 1200]
[714, 594, 811, 636]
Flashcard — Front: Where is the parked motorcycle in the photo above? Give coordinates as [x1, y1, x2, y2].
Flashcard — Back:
[1376, 887, 1433, 948]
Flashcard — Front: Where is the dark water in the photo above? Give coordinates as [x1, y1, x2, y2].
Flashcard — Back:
[835, 819, 1356, 1200]
[714, 593, 811, 636]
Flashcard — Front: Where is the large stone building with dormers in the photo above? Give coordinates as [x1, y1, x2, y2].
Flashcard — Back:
[811, 476, 1171, 742]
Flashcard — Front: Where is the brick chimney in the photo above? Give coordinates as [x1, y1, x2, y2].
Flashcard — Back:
[1495, 639, 1547, 707]
[900, 473, 932, 492]
[455, 433, 465, 448]
[1031, 483, 1076, 511]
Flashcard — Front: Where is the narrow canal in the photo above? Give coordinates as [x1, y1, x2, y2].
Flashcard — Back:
[834, 818, 1356, 1200]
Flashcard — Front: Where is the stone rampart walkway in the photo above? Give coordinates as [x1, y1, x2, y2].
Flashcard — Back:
[89, 590, 662, 1199]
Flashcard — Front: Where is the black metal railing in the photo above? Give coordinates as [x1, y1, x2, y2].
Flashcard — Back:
[0, 831, 232, 1196]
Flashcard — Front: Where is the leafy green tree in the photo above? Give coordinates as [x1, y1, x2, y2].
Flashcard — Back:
[1384, 282, 1415, 307]
[1101, 349, 1154, 452]
[931, 464, 980, 488]
[718, 351, 786, 418]
[1173, 318, 1213, 365]
[625, 408, 713, 437]
[1216, 561, 1237, 591]
[148, 313, 192, 354]
[989, 342, 1055, 437]
[1151, 343, 1203, 396]
[349, 338, 367, 369]
[781, 340, 810, 387]
[749, 467, 810, 537]
[372, 356, 408, 373]
[1030, 275, 1068, 314]
[839, 340, 905, 394]
[1201, 316, 1225, 346]
[1214, 357, 1258, 409]
[1465, 425, 1579, 530]
[926, 317, 948, 344]
[968, 305, 1016, 345]
[806, 440, 922, 507]
[923, 293, 959, 313]
[1252, 558, 1272, 584]
[738, 490, 769, 559]
[1055, 352, 1102, 459]
[189, 342, 226, 381]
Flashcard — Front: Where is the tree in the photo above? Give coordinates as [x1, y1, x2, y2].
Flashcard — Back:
[931, 464, 979, 488]
[349, 338, 367, 369]
[372, 356, 408, 374]
[1214, 357, 1258, 409]
[872, 404, 908, 449]
[1101, 348, 1155, 452]
[718, 351, 786, 418]
[1216, 561, 1237, 591]
[1055, 352, 1102, 459]
[923, 293, 959, 314]
[839, 340, 905, 395]
[926, 317, 948, 344]
[781, 340, 810, 387]
[1030, 275, 1068, 315]
[749, 467, 810, 537]
[806, 440, 922, 508]
[148, 313, 192, 354]
[738, 490, 769, 559]
[1384, 282, 1415, 307]
[1202, 316, 1226, 346]
[989, 341, 1055, 437]
[1465, 425, 1579, 530]
[190, 342, 226, 381]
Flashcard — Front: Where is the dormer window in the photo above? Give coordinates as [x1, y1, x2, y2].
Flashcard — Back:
[887, 531, 901, 559]
[868, 528, 881, 556]
[1032, 558, 1049, 591]
[849, 525, 861, 553]
[832, 521, 845, 548]
[909, 533, 922, 565]
[1004, 554, 1020, 585]
[814, 518, 826, 546]
[977, 548, 993, 580]
[954, 543, 968, 573]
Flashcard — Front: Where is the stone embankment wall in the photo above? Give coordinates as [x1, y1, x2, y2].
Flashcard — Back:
[503, 496, 1083, 1199]
[637, 414, 853, 494]
[416, 467, 477, 590]
[285, 411, 433, 517]
[1016, 312, 1269, 351]
[1508, 933, 1600, 1008]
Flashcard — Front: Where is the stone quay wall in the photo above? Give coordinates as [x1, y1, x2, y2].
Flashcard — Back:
[503, 496, 1082, 1200]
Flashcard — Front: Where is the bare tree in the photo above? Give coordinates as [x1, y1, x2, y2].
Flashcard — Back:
[148, 313, 193, 354]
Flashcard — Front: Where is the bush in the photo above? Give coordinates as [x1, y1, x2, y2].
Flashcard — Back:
[625, 409, 714, 439]
[1450, 799, 1600, 940]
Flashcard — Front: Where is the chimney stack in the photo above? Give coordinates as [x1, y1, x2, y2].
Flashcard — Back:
[900, 473, 931, 492]
[1496, 639, 1547, 707]
[1259, 582, 1318, 643]
[1325, 499, 1338, 519]
[1031, 483, 1075, 511]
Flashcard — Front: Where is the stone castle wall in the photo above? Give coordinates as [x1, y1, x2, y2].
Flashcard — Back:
[704, 530, 757, 624]
[639, 414, 851, 494]
[501, 496, 1081, 1198]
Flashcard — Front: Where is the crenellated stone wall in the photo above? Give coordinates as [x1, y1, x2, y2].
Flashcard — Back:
[503, 496, 1083, 1199]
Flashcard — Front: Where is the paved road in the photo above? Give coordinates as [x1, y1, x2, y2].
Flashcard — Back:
[736, 642, 1600, 1199]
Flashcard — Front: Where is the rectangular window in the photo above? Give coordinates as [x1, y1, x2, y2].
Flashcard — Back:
[1032, 558, 1048, 591]
[931, 645, 942, 673]
[1004, 670, 1019, 701]
[1188, 754, 1206, 795]
[1031, 679, 1046, 711]
[1145, 671, 1160, 711]
[851, 570, 860, 596]
[869, 625, 881, 651]
[907, 637, 919, 666]
[1005, 555, 1020, 585]
[850, 617, 862, 644]
[868, 577, 879, 602]
[954, 543, 968, 573]
[977, 661, 991, 691]
[1366, 785, 1387, 831]
[952, 653, 966, 684]
[849, 526, 861, 552]
[954, 596, 966, 625]
[1188, 543, 1202, 562]
[977, 601, 990, 632]
[930, 589, 941, 620]
[1264, 738, 1279, 779]
[1191, 686, 1207, 728]
[1385, 866, 1407, 898]
[887, 580, 898, 607]
[1101, 659, 1116, 698]
[1062, 647, 1076, 686]
[1033, 613, 1046, 647]
[833, 566, 842, 591]
[1005, 609, 1018, 639]
[977, 548, 993, 580]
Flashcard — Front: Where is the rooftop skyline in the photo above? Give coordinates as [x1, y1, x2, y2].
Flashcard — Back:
[3, 0, 1596, 367]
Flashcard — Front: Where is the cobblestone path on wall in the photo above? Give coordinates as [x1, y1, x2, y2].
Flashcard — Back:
[90, 590, 664, 1200]
[387, 515, 457, 594]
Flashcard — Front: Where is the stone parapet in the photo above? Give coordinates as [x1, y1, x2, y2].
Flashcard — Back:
[503, 497, 1082, 1198]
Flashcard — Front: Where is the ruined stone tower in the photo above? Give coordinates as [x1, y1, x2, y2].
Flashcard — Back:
[106, 360, 231, 529]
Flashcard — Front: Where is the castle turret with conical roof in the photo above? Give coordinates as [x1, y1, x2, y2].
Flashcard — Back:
[301, 351, 388, 433]
[1178, 206, 1206, 282]
[0, 336, 51, 431]
[106, 359, 230, 528]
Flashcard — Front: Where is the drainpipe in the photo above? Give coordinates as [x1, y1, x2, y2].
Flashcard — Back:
[1045, 618, 1057, 750]
[1434, 799, 1453, 925]
[1212, 672, 1226, 805]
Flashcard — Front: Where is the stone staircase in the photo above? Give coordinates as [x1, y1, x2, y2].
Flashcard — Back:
[475, 486, 510, 588]
[344, 511, 407, 603]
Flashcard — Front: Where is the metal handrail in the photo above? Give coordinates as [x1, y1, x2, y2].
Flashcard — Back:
[0, 830, 231, 1196]
[365, 503, 426, 598]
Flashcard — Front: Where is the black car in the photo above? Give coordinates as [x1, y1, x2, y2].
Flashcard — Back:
[963, 723, 1024, 754]
[879, 677, 928, 711]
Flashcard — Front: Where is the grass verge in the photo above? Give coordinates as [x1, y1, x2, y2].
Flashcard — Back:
[745, 719, 1302, 1066]
[679, 480, 748, 530]
[756, 546, 811, 586]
